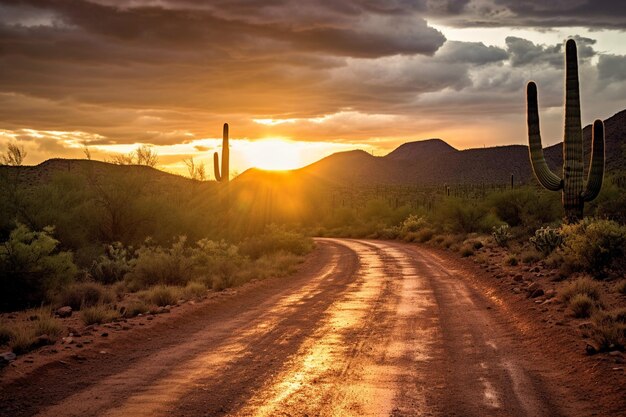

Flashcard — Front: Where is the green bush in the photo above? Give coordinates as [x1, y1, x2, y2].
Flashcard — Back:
[436, 199, 497, 233]
[400, 214, 428, 233]
[238, 225, 313, 259]
[486, 188, 560, 229]
[125, 237, 194, 289]
[57, 282, 114, 310]
[0, 224, 77, 311]
[529, 226, 563, 255]
[560, 219, 626, 274]
[90, 242, 132, 284]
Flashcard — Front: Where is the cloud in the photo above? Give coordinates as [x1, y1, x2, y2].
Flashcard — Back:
[436, 40, 507, 64]
[0, 0, 624, 170]
[431, 0, 626, 29]
[598, 54, 626, 82]
[506, 35, 596, 67]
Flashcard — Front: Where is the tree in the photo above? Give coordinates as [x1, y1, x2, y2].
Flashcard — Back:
[136, 145, 158, 167]
[184, 157, 207, 181]
[1, 142, 27, 166]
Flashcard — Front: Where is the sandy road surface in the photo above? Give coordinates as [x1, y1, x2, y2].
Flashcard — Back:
[0, 238, 612, 416]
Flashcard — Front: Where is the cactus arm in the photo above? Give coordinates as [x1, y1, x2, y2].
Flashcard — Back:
[222, 123, 229, 182]
[213, 152, 221, 182]
[582, 120, 605, 202]
[526, 82, 563, 191]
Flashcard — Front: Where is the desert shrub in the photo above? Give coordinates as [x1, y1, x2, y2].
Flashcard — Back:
[591, 310, 626, 351]
[57, 282, 114, 310]
[520, 249, 541, 264]
[568, 294, 596, 318]
[560, 219, 626, 274]
[486, 188, 560, 229]
[143, 285, 181, 307]
[436, 199, 496, 233]
[377, 226, 400, 240]
[238, 225, 313, 259]
[231, 251, 302, 287]
[529, 226, 563, 255]
[505, 255, 518, 266]
[90, 242, 133, 284]
[81, 305, 120, 325]
[122, 300, 150, 318]
[191, 239, 247, 284]
[401, 214, 428, 233]
[125, 237, 194, 289]
[416, 228, 435, 243]
[559, 276, 603, 304]
[0, 224, 77, 311]
[491, 225, 511, 247]
[616, 280, 626, 295]
[459, 245, 474, 257]
[182, 281, 206, 299]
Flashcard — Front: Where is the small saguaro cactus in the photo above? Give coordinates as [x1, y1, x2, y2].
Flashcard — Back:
[213, 123, 230, 182]
[526, 39, 605, 223]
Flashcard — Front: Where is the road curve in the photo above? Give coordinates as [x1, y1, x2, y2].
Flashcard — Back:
[0, 239, 595, 416]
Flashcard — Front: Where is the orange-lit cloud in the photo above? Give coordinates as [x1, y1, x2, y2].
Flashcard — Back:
[0, 0, 625, 176]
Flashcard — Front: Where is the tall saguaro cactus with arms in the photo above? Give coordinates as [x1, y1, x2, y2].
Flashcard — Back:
[214, 123, 230, 182]
[526, 39, 605, 223]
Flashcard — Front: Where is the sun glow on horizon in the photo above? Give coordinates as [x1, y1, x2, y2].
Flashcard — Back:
[238, 139, 309, 171]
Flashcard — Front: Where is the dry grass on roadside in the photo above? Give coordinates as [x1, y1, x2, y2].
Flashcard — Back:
[81, 304, 120, 325]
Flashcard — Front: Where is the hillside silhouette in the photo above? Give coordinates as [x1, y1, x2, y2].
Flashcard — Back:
[279, 109, 625, 186]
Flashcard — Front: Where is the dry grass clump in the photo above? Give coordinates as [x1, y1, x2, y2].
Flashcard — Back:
[459, 244, 474, 257]
[505, 255, 518, 266]
[0, 310, 63, 354]
[57, 282, 115, 310]
[559, 276, 603, 304]
[520, 249, 541, 264]
[590, 309, 626, 351]
[616, 280, 626, 295]
[568, 294, 596, 318]
[81, 304, 120, 325]
[142, 285, 181, 307]
[122, 300, 150, 318]
[182, 281, 207, 300]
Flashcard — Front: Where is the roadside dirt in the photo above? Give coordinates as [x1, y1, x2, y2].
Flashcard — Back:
[1, 238, 624, 417]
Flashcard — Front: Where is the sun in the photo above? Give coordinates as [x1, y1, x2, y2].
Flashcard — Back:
[241, 139, 305, 171]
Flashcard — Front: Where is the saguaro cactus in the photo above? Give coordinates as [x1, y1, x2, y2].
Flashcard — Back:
[214, 123, 229, 182]
[526, 39, 605, 222]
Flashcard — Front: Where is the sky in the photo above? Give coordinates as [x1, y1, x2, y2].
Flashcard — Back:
[0, 0, 625, 176]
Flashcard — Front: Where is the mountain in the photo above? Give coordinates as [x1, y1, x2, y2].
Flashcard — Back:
[284, 109, 626, 186]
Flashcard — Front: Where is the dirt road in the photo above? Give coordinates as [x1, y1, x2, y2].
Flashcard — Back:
[0, 238, 618, 416]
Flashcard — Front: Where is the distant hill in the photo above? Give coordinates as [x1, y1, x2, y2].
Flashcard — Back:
[270, 109, 626, 186]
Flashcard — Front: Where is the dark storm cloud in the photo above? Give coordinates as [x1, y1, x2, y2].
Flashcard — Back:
[0, 0, 624, 155]
[505, 36, 596, 68]
[435, 41, 507, 65]
[598, 54, 626, 82]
